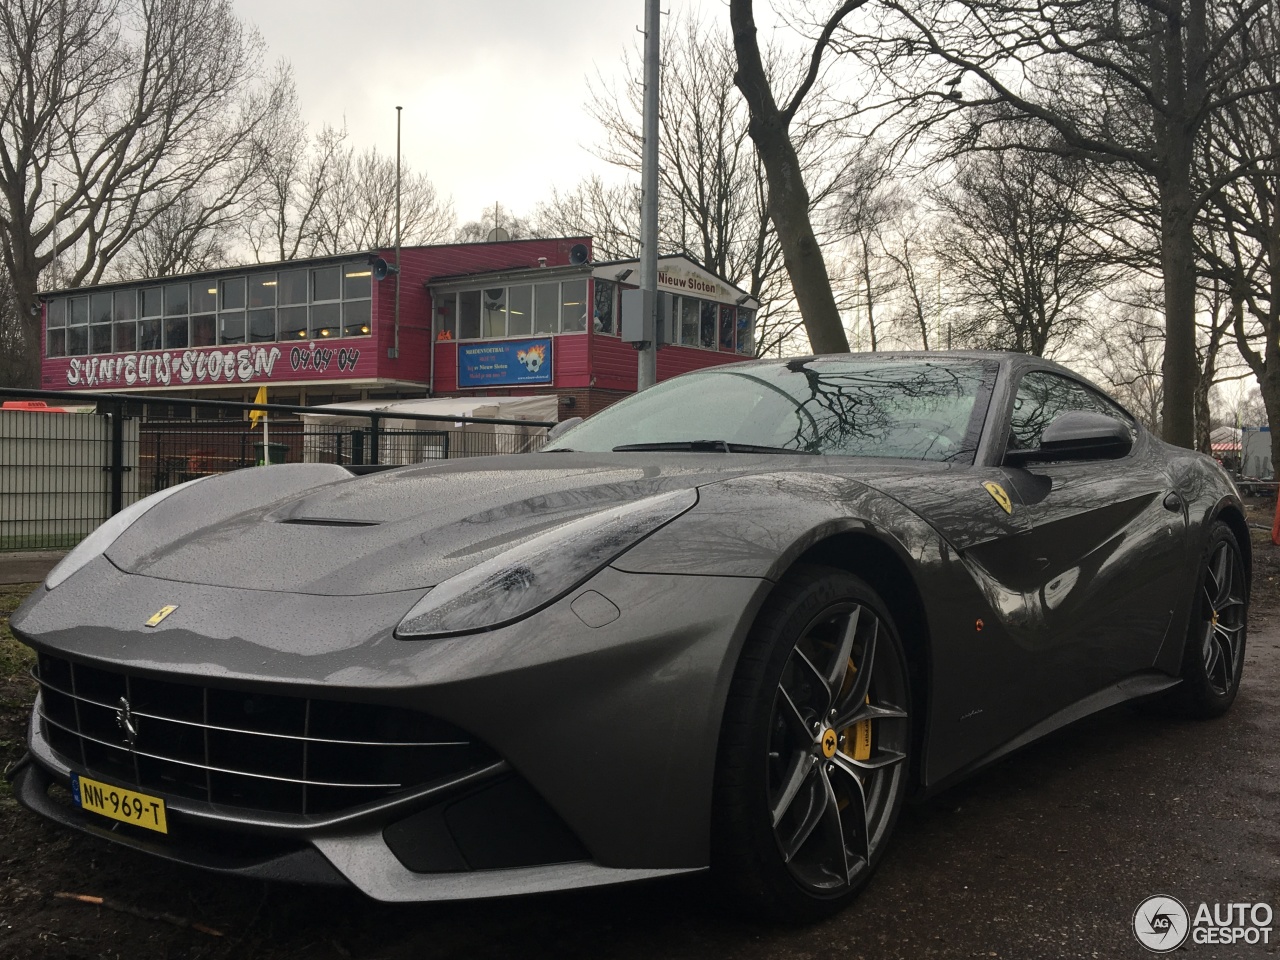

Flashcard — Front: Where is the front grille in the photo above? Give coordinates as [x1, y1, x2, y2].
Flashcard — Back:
[34, 653, 496, 817]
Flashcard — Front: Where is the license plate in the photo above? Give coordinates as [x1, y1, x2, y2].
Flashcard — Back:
[70, 773, 168, 834]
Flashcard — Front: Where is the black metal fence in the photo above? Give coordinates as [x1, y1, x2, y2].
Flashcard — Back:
[0, 388, 555, 552]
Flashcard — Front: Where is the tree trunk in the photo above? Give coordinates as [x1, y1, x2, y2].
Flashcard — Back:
[862, 241, 876, 351]
[1159, 159, 1198, 449]
[729, 0, 851, 356]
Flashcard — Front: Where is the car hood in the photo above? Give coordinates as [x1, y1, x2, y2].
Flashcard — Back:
[104, 453, 960, 596]
[102, 456, 778, 595]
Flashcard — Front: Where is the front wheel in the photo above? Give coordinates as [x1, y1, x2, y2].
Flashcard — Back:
[712, 566, 911, 922]
[1169, 521, 1248, 718]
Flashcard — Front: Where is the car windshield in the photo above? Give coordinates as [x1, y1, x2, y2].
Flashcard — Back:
[546, 358, 996, 462]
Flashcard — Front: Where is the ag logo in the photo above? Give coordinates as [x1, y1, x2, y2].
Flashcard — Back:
[1134, 895, 1190, 953]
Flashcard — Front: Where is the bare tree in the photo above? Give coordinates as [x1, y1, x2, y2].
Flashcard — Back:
[312, 147, 454, 254]
[1195, 1, 1280, 471]
[839, 0, 1280, 447]
[0, 266, 27, 387]
[931, 121, 1114, 357]
[1088, 298, 1165, 433]
[585, 13, 791, 309]
[115, 191, 232, 278]
[832, 145, 902, 350]
[241, 70, 350, 264]
[879, 212, 943, 350]
[729, 0, 869, 354]
[551, 8, 853, 356]
[531, 177, 640, 262]
[0, 0, 289, 386]
[455, 203, 531, 244]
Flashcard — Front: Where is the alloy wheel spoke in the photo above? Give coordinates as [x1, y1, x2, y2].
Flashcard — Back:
[1216, 596, 1245, 617]
[836, 619, 878, 717]
[827, 755, 871, 868]
[776, 684, 815, 744]
[834, 700, 908, 730]
[771, 753, 816, 828]
[843, 746, 907, 772]
[825, 606, 861, 691]
[790, 648, 833, 716]
[1204, 633, 1222, 683]
[1216, 634, 1236, 690]
[779, 767, 830, 863]
[817, 769, 853, 883]
[1211, 545, 1233, 609]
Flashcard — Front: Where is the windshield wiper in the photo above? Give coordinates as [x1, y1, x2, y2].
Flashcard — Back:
[611, 440, 815, 455]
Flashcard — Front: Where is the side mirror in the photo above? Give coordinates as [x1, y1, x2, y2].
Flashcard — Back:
[547, 416, 583, 442]
[1005, 411, 1132, 466]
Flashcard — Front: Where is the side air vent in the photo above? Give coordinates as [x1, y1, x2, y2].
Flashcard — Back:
[278, 517, 381, 527]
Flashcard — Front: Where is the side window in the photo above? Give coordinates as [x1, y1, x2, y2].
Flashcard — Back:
[1008, 372, 1134, 451]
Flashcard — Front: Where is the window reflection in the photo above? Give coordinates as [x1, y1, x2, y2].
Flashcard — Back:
[482, 288, 507, 338]
[45, 261, 374, 359]
[508, 285, 533, 336]
[1008, 372, 1134, 451]
[594, 279, 615, 335]
[548, 359, 995, 463]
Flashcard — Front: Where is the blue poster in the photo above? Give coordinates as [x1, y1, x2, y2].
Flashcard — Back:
[458, 338, 554, 387]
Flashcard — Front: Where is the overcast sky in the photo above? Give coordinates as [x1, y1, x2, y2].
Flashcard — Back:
[234, 2, 661, 226]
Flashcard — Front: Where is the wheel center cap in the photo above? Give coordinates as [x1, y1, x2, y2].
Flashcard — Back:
[819, 727, 838, 759]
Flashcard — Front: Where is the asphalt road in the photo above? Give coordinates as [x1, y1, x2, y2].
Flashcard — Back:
[3, 585, 1279, 960]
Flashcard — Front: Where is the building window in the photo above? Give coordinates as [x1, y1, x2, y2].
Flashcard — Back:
[311, 302, 340, 340]
[680, 297, 699, 345]
[533, 282, 558, 335]
[720, 305, 736, 351]
[736, 308, 755, 355]
[279, 306, 307, 341]
[342, 301, 371, 337]
[482, 288, 506, 338]
[508, 285, 532, 337]
[700, 300, 717, 349]
[43, 260, 375, 359]
[561, 279, 588, 332]
[434, 294, 456, 341]
[163, 317, 189, 349]
[437, 277, 597, 341]
[46, 299, 66, 357]
[593, 279, 615, 335]
[164, 283, 189, 317]
[218, 312, 245, 345]
[458, 290, 482, 339]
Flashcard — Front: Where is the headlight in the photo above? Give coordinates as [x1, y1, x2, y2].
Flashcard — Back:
[45, 477, 208, 590]
[397, 488, 697, 638]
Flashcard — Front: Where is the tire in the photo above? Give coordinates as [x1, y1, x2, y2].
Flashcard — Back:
[1168, 521, 1249, 718]
[711, 565, 912, 923]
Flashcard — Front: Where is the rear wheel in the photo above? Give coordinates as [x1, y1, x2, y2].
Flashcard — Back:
[1169, 521, 1248, 718]
[712, 566, 911, 922]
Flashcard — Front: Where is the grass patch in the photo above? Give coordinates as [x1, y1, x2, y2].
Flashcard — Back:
[1, 583, 38, 681]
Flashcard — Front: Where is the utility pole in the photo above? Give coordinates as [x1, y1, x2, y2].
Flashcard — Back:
[393, 105, 402, 359]
[636, 0, 660, 390]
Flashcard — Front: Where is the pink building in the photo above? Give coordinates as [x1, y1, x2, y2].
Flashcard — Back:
[39, 238, 759, 417]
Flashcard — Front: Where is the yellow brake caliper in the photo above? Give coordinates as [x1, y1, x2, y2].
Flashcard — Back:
[837, 657, 873, 762]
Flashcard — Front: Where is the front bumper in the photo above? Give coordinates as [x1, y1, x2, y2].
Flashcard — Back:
[11, 560, 769, 899]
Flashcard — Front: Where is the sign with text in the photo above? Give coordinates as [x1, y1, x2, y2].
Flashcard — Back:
[44, 340, 374, 390]
[458, 339, 553, 388]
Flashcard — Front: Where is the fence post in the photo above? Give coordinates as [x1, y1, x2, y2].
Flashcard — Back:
[105, 399, 126, 516]
[370, 414, 381, 466]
